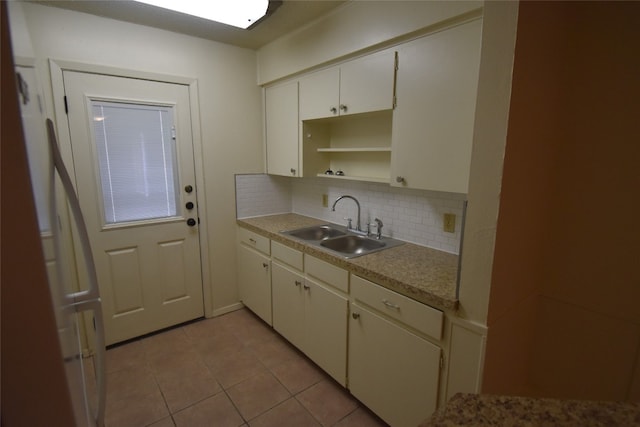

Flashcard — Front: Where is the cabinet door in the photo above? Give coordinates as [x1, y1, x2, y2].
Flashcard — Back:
[391, 19, 482, 193]
[237, 244, 272, 325]
[304, 278, 348, 386]
[272, 262, 305, 349]
[349, 303, 441, 427]
[299, 67, 340, 120]
[339, 49, 396, 116]
[265, 80, 300, 177]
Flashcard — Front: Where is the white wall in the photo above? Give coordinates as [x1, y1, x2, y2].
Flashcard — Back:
[257, 0, 482, 84]
[236, 174, 465, 254]
[15, 2, 264, 315]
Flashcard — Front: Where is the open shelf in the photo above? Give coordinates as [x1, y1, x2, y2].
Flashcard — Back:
[302, 110, 393, 183]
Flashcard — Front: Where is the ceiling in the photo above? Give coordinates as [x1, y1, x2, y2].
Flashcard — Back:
[31, 0, 347, 50]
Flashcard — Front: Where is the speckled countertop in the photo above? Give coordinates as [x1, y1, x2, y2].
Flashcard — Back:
[421, 393, 640, 426]
[236, 213, 459, 311]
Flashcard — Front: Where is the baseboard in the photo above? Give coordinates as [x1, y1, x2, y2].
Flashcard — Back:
[210, 302, 245, 318]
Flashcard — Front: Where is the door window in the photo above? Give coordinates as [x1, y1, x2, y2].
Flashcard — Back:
[91, 101, 180, 224]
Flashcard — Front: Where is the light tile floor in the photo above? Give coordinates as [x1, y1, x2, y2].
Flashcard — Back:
[101, 308, 389, 427]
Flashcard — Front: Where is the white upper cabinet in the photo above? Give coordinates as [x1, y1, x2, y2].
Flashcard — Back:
[265, 80, 299, 177]
[391, 19, 482, 193]
[299, 49, 396, 120]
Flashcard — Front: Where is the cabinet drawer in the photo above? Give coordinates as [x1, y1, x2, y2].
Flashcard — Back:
[238, 227, 270, 255]
[305, 255, 348, 293]
[351, 275, 443, 341]
[272, 241, 303, 271]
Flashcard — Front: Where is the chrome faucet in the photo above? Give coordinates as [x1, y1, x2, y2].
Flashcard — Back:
[331, 195, 362, 233]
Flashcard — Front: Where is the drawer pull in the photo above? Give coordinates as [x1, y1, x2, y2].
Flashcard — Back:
[382, 299, 400, 310]
[352, 312, 360, 319]
[303, 284, 310, 290]
[262, 262, 269, 270]
[249, 238, 257, 244]
[295, 280, 302, 287]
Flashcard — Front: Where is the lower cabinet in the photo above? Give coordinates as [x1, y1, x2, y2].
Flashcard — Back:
[349, 303, 441, 427]
[272, 251, 348, 386]
[237, 226, 445, 424]
[304, 276, 348, 386]
[236, 230, 272, 325]
[272, 261, 305, 348]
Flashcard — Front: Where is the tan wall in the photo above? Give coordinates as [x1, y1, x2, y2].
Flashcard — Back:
[483, 1, 640, 401]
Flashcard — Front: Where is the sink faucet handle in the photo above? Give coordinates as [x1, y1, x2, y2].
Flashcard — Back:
[374, 218, 383, 239]
[344, 217, 353, 229]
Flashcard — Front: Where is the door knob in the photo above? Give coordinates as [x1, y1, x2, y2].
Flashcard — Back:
[186, 218, 196, 227]
[184, 185, 193, 193]
[186, 202, 194, 210]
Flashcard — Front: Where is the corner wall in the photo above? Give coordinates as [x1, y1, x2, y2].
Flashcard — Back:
[483, 1, 640, 401]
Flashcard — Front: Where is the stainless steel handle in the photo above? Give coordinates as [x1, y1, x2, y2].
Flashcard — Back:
[382, 299, 400, 310]
[352, 312, 360, 319]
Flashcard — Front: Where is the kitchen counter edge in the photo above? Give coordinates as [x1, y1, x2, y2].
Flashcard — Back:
[237, 213, 459, 312]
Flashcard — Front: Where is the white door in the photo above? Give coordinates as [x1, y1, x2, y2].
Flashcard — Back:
[63, 71, 204, 345]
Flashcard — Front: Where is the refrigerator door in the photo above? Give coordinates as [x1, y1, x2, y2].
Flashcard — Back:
[15, 64, 106, 426]
[47, 117, 107, 425]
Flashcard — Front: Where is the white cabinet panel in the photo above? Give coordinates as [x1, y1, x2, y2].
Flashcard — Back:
[305, 277, 348, 386]
[299, 49, 395, 121]
[272, 262, 305, 348]
[339, 49, 396, 116]
[265, 80, 299, 177]
[237, 244, 272, 325]
[391, 19, 482, 193]
[349, 302, 441, 426]
[299, 67, 340, 120]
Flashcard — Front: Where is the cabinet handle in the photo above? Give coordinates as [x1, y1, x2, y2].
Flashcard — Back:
[262, 262, 269, 270]
[329, 107, 337, 114]
[339, 104, 347, 112]
[290, 168, 296, 175]
[352, 312, 360, 319]
[294, 280, 302, 287]
[249, 238, 256, 244]
[303, 284, 310, 290]
[382, 299, 400, 310]
[396, 176, 405, 184]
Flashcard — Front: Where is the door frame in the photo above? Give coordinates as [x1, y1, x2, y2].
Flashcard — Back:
[49, 60, 213, 325]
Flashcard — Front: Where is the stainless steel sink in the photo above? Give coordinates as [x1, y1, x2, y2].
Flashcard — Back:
[283, 225, 347, 241]
[281, 224, 404, 258]
[320, 235, 386, 255]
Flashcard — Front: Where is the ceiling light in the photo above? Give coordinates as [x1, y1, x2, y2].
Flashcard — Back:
[133, 0, 271, 29]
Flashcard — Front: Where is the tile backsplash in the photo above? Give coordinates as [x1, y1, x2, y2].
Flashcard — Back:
[235, 174, 465, 254]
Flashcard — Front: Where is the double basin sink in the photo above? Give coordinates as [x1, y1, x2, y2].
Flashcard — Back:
[281, 224, 404, 259]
